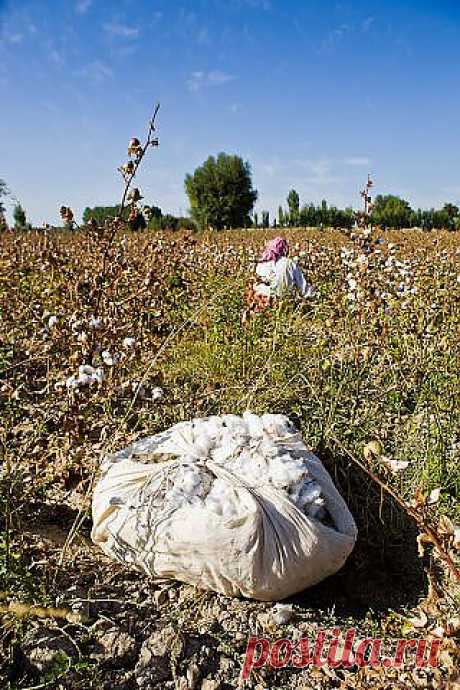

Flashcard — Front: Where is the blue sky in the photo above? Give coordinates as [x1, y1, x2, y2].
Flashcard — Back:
[1, 0, 460, 225]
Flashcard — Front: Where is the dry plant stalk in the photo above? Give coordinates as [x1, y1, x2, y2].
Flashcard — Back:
[332, 435, 460, 584]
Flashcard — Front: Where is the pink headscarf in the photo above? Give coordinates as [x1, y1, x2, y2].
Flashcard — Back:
[260, 237, 289, 262]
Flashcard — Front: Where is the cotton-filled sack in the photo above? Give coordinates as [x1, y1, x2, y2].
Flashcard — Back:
[91, 412, 357, 601]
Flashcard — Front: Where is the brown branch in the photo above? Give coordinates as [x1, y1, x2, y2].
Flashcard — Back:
[331, 434, 460, 583]
[88, 103, 160, 359]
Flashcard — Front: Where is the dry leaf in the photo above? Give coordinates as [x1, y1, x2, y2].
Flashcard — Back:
[408, 609, 428, 628]
[417, 532, 432, 557]
[363, 440, 383, 461]
[451, 526, 460, 551]
[445, 616, 460, 636]
[379, 456, 409, 473]
[431, 626, 446, 638]
[411, 487, 427, 509]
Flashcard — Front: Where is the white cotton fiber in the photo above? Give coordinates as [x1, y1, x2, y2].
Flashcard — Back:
[142, 413, 330, 525]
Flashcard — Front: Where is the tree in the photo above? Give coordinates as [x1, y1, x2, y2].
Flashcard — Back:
[371, 195, 412, 229]
[0, 180, 9, 231]
[441, 203, 459, 230]
[278, 206, 285, 228]
[185, 153, 258, 230]
[144, 205, 163, 229]
[261, 211, 269, 228]
[287, 189, 300, 226]
[13, 204, 26, 229]
[82, 205, 121, 225]
[253, 212, 258, 228]
[0, 179, 8, 215]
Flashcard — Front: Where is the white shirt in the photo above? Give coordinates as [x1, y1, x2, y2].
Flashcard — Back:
[254, 257, 315, 298]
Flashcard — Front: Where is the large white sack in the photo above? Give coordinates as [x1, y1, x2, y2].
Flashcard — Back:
[91, 412, 357, 601]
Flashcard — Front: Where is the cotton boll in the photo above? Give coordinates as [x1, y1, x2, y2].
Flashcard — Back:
[271, 604, 294, 625]
[66, 375, 80, 390]
[123, 337, 136, 349]
[205, 478, 239, 520]
[102, 350, 118, 366]
[306, 497, 326, 521]
[257, 437, 281, 460]
[192, 431, 214, 459]
[79, 364, 96, 377]
[262, 414, 295, 438]
[92, 367, 105, 385]
[242, 411, 265, 439]
[206, 496, 224, 516]
[221, 415, 249, 439]
[212, 434, 243, 464]
[151, 387, 164, 401]
[164, 465, 206, 509]
[48, 315, 58, 329]
[297, 481, 322, 509]
[268, 465, 292, 489]
[191, 418, 214, 437]
[206, 415, 225, 430]
[180, 471, 201, 495]
[89, 316, 103, 330]
[268, 455, 305, 489]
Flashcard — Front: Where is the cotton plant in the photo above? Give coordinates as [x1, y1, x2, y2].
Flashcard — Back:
[64, 365, 105, 391]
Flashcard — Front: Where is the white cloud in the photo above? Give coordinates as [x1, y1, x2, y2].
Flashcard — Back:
[293, 158, 338, 185]
[75, 0, 92, 15]
[319, 16, 375, 54]
[344, 157, 370, 166]
[8, 33, 24, 44]
[187, 70, 236, 92]
[361, 16, 375, 32]
[49, 49, 64, 65]
[176, 10, 211, 46]
[318, 23, 350, 53]
[237, 0, 271, 9]
[196, 26, 210, 45]
[103, 22, 139, 39]
[75, 61, 114, 83]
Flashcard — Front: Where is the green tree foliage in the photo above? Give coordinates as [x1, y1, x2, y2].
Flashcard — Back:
[436, 203, 459, 230]
[13, 204, 26, 229]
[372, 199, 459, 230]
[0, 180, 9, 230]
[144, 205, 163, 229]
[261, 211, 269, 228]
[287, 189, 300, 226]
[253, 212, 258, 228]
[150, 212, 195, 231]
[371, 195, 413, 229]
[82, 205, 122, 225]
[82, 203, 194, 232]
[0, 179, 8, 215]
[278, 206, 285, 228]
[298, 201, 354, 229]
[185, 153, 258, 230]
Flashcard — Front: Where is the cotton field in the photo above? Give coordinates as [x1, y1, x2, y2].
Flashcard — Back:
[1, 226, 459, 689]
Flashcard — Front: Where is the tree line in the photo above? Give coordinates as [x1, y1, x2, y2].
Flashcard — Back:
[2, 155, 460, 231]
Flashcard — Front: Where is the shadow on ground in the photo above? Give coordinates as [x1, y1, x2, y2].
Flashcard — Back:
[291, 446, 426, 619]
[21, 445, 426, 625]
